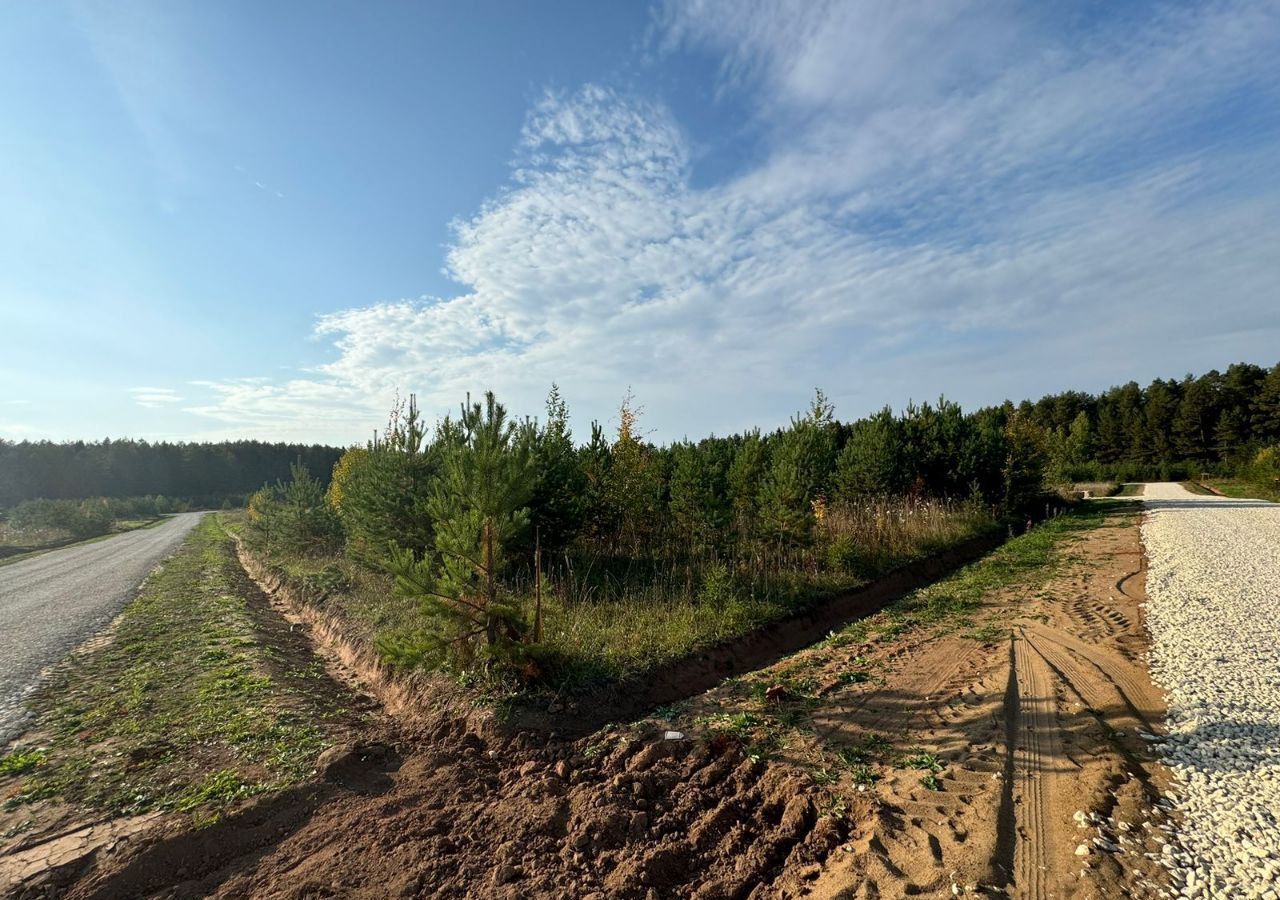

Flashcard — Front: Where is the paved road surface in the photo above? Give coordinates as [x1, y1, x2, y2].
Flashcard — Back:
[0, 512, 206, 744]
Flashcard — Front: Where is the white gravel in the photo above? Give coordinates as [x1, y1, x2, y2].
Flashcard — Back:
[1140, 482, 1280, 898]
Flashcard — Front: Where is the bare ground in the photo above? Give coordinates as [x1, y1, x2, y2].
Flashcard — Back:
[714, 506, 1172, 898]
[12, 508, 1171, 899]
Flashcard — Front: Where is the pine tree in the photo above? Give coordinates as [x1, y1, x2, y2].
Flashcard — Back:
[603, 391, 664, 554]
[726, 429, 767, 541]
[757, 390, 838, 544]
[1254, 365, 1280, 442]
[528, 384, 585, 551]
[1002, 412, 1048, 511]
[834, 407, 903, 498]
[384, 392, 534, 670]
[337, 396, 436, 564]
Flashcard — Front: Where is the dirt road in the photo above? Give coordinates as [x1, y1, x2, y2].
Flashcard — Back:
[0, 512, 205, 744]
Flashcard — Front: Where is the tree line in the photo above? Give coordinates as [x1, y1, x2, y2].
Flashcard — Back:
[1019, 361, 1280, 482]
[3, 361, 1276, 514]
[0, 439, 344, 509]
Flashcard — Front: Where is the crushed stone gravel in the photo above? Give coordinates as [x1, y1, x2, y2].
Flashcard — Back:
[1140, 482, 1280, 898]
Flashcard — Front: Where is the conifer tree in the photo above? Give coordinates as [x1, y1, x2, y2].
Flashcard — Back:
[834, 407, 903, 498]
[528, 384, 585, 551]
[337, 396, 436, 564]
[758, 389, 838, 544]
[384, 392, 534, 669]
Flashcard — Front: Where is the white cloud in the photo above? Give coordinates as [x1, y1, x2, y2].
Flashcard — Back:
[185, 1, 1280, 443]
[130, 387, 184, 409]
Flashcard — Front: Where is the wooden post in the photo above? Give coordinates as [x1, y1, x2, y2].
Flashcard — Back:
[485, 519, 498, 645]
[533, 526, 543, 643]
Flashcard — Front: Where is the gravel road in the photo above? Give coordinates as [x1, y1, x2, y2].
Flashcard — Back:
[1140, 482, 1280, 898]
[0, 513, 205, 745]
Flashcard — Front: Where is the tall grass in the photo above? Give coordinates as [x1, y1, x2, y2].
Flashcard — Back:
[528, 496, 995, 685]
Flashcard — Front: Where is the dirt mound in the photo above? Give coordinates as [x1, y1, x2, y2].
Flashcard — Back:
[60, 712, 861, 900]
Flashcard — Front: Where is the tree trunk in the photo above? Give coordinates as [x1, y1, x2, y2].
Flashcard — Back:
[484, 519, 498, 645]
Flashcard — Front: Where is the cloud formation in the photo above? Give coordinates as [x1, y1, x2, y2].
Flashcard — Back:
[188, 1, 1280, 443]
[130, 387, 183, 409]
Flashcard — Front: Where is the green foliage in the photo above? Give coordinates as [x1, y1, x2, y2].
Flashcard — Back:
[250, 462, 342, 556]
[0, 438, 342, 510]
[726, 429, 768, 538]
[334, 396, 437, 564]
[602, 392, 665, 553]
[7, 497, 113, 538]
[1002, 411, 1049, 512]
[835, 408, 903, 498]
[758, 390, 838, 544]
[0, 748, 45, 776]
[669, 440, 730, 548]
[697, 561, 740, 612]
[528, 384, 586, 551]
[384, 392, 535, 672]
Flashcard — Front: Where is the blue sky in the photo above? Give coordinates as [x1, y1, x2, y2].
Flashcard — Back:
[2, 1, 1278, 445]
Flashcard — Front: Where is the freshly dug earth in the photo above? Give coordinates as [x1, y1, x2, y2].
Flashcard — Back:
[45, 503, 1169, 899]
[58, 717, 855, 900]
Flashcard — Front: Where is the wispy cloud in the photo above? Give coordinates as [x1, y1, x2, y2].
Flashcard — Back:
[130, 387, 184, 409]
[186, 1, 1280, 442]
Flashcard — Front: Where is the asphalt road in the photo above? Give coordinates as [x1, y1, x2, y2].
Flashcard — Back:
[0, 512, 206, 745]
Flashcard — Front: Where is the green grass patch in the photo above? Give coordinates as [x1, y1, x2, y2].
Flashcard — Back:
[1178, 481, 1214, 495]
[1116, 483, 1144, 497]
[1204, 479, 1280, 502]
[1, 516, 355, 818]
[0, 748, 46, 776]
[839, 499, 1134, 645]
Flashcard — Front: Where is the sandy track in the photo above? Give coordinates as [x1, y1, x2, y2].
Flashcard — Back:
[0, 513, 205, 745]
[793, 507, 1171, 898]
[1140, 482, 1280, 897]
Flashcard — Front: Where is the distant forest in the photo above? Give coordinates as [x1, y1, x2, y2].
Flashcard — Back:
[1, 361, 1277, 508]
[0, 440, 342, 508]
[1017, 362, 1280, 481]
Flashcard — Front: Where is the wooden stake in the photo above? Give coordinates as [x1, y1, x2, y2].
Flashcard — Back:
[533, 526, 543, 643]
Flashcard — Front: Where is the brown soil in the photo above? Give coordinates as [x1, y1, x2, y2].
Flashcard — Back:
[28, 512, 1170, 900]
[676, 508, 1172, 898]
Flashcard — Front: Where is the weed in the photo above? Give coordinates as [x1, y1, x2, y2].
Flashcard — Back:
[822, 793, 850, 819]
[837, 746, 868, 767]
[964, 622, 1006, 642]
[0, 748, 45, 777]
[920, 773, 943, 791]
[903, 751, 943, 772]
[850, 764, 880, 786]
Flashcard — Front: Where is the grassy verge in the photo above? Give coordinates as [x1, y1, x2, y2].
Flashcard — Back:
[0, 516, 167, 568]
[1202, 478, 1280, 502]
[1179, 481, 1214, 495]
[1116, 483, 1144, 497]
[531, 528, 996, 688]
[0, 516, 361, 820]
[817, 499, 1131, 649]
[243, 507, 998, 694]
[653, 499, 1135, 780]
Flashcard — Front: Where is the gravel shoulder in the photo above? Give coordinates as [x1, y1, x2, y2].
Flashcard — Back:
[0, 512, 206, 745]
[1140, 482, 1280, 897]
